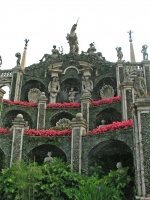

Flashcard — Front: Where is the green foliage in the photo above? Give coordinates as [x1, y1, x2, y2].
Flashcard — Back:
[99, 167, 131, 199]
[75, 183, 121, 200]
[0, 159, 131, 200]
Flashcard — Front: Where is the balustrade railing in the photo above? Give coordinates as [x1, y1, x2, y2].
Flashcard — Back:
[0, 70, 12, 77]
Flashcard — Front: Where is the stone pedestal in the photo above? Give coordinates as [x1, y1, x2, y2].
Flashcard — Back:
[37, 92, 47, 129]
[80, 91, 92, 131]
[132, 96, 150, 197]
[12, 66, 24, 101]
[10, 114, 26, 166]
[120, 81, 134, 120]
[116, 61, 124, 96]
[71, 113, 87, 174]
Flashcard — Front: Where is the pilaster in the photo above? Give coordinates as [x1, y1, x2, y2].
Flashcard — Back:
[132, 96, 150, 198]
[116, 60, 124, 95]
[71, 113, 87, 174]
[120, 81, 134, 120]
[80, 91, 92, 131]
[37, 92, 48, 129]
[10, 114, 26, 166]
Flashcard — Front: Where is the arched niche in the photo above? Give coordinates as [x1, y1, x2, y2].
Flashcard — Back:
[27, 144, 67, 165]
[96, 107, 121, 126]
[21, 80, 47, 101]
[0, 148, 5, 171]
[50, 111, 74, 127]
[0, 85, 10, 100]
[88, 140, 134, 176]
[93, 77, 117, 100]
[2, 109, 33, 128]
[57, 78, 81, 102]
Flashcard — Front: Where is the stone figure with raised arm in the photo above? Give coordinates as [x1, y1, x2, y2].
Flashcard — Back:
[44, 152, 53, 163]
[82, 76, 93, 95]
[133, 71, 147, 98]
[40, 45, 59, 62]
[87, 43, 96, 55]
[116, 47, 123, 60]
[66, 21, 79, 54]
[141, 45, 148, 60]
[68, 87, 79, 102]
[15, 52, 21, 66]
[48, 77, 60, 103]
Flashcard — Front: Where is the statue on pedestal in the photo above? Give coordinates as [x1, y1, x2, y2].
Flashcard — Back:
[44, 152, 53, 163]
[66, 23, 79, 54]
[116, 47, 123, 60]
[82, 76, 93, 95]
[141, 45, 148, 60]
[15, 52, 21, 66]
[123, 66, 131, 82]
[68, 87, 79, 102]
[48, 77, 60, 103]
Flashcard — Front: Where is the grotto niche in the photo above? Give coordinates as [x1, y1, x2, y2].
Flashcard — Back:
[88, 140, 134, 177]
[57, 78, 81, 103]
[50, 111, 74, 127]
[20, 80, 47, 102]
[96, 107, 121, 126]
[2, 110, 33, 128]
[27, 144, 67, 165]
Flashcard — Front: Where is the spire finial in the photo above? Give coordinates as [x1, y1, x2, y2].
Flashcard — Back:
[127, 30, 133, 42]
[24, 39, 29, 49]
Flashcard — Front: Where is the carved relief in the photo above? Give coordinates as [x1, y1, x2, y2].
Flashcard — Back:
[28, 88, 41, 103]
[100, 85, 114, 99]
[56, 118, 71, 127]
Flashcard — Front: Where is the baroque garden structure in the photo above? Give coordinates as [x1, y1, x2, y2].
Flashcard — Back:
[0, 25, 150, 199]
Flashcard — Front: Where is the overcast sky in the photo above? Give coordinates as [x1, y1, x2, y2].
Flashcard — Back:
[1, 0, 150, 98]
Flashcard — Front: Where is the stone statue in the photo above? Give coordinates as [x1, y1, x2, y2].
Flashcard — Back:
[48, 77, 60, 103]
[116, 47, 123, 60]
[116, 162, 124, 173]
[134, 71, 147, 98]
[141, 45, 148, 60]
[127, 30, 133, 40]
[99, 120, 105, 128]
[82, 76, 93, 95]
[40, 45, 59, 62]
[66, 23, 79, 54]
[123, 66, 131, 82]
[15, 52, 21, 66]
[87, 43, 96, 55]
[68, 87, 79, 102]
[24, 39, 29, 47]
[44, 152, 53, 163]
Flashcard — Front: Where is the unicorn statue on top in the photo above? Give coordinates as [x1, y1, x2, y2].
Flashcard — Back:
[66, 19, 79, 54]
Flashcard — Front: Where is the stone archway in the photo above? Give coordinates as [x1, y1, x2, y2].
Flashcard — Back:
[0, 148, 5, 171]
[50, 111, 74, 127]
[27, 144, 67, 165]
[96, 107, 121, 126]
[21, 80, 47, 101]
[88, 140, 134, 176]
[2, 109, 33, 128]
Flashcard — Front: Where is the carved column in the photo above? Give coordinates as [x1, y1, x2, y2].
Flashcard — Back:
[10, 114, 26, 166]
[120, 81, 134, 120]
[80, 91, 92, 131]
[71, 113, 86, 174]
[37, 92, 47, 130]
[11, 66, 24, 101]
[116, 60, 124, 96]
[132, 97, 150, 199]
